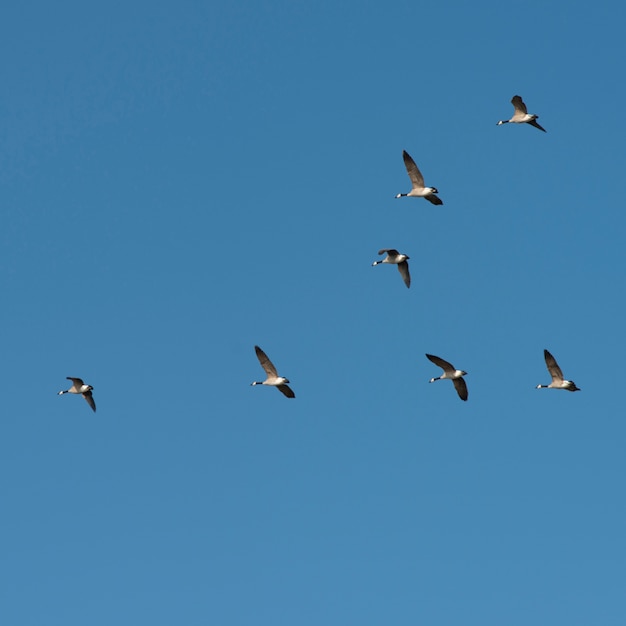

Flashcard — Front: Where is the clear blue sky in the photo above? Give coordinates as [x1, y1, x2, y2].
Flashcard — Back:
[2, 1, 625, 624]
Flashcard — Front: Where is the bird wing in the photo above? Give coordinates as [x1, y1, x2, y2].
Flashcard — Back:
[402, 150, 425, 188]
[255, 345, 278, 377]
[528, 118, 547, 132]
[453, 378, 468, 401]
[277, 384, 295, 398]
[397, 260, 411, 288]
[544, 349, 564, 382]
[425, 193, 443, 205]
[378, 248, 399, 256]
[83, 390, 96, 412]
[67, 377, 84, 391]
[511, 95, 528, 115]
[426, 354, 455, 374]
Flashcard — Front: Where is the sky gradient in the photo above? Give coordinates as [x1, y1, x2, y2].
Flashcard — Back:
[2, 1, 625, 625]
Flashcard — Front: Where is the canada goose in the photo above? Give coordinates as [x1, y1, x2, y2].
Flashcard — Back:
[57, 377, 96, 412]
[497, 95, 546, 132]
[251, 345, 295, 398]
[426, 354, 468, 401]
[372, 249, 411, 288]
[395, 150, 443, 205]
[536, 349, 580, 392]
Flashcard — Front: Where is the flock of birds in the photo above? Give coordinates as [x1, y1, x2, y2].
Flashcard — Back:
[56, 95, 580, 411]
[247, 345, 580, 403]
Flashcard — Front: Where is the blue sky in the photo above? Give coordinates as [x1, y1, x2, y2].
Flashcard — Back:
[2, 1, 625, 624]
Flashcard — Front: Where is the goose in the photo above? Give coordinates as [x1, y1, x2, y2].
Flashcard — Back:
[58, 377, 96, 412]
[497, 95, 546, 132]
[536, 349, 580, 392]
[251, 345, 295, 398]
[395, 150, 443, 205]
[426, 354, 468, 401]
[372, 249, 411, 288]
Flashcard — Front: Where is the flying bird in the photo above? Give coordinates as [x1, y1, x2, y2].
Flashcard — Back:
[372, 249, 411, 288]
[395, 150, 443, 205]
[497, 95, 546, 132]
[58, 377, 96, 412]
[426, 354, 468, 401]
[536, 349, 580, 391]
[251, 345, 295, 398]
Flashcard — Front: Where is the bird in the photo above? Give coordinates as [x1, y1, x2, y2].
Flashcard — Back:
[372, 249, 411, 288]
[57, 377, 96, 412]
[497, 95, 546, 132]
[251, 345, 295, 398]
[426, 354, 468, 401]
[536, 349, 580, 392]
[395, 150, 443, 205]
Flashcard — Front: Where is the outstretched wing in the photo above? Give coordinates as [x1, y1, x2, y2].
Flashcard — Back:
[426, 353, 455, 374]
[511, 95, 528, 115]
[255, 345, 278, 377]
[277, 384, 295, 399]
[544, 349, 564, 383]
[402, 150, 425, 188]
[397, 261, 411, 288]
[528, 118, 547, 132]
[453, 378, 468, 401]
[378, 248, 400, 256]
[83, 390, 96, 412]
[425, 193, 443, 205]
